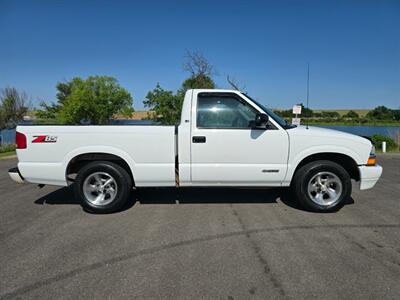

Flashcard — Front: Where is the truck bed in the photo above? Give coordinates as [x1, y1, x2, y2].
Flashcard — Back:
[16, 125, 176, 186]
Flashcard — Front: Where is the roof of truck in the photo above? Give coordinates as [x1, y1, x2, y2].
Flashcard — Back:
[189, 89, 241, 93]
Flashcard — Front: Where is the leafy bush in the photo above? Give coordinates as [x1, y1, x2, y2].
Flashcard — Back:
[371, 134, 397, 150]
[367, 106, 395, 120]
[36, 76, 133, 125]
[321, 111, 340, 118]
[393, 110, 400, 121]
[344, 110, 359, 119]
[0, 143, 16, 153]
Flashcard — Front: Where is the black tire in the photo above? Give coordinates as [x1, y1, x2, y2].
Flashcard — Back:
[73, 161, 132, 213]
[291, 160, 351, 212]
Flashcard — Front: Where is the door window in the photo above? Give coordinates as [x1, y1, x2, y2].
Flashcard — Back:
[197, 94, 258, 129]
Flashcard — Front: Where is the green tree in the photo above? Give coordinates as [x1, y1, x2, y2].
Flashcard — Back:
[273, 109, 292, 118]
[0, 107, 5, 129]
[393, 110, 400, 121]
[298, 103, 314, 118]
[145, 51, 216, 125]
[0, 87, 29, 128]
[181, 74, 215, 91]
[366, 106, 394, 120]
[56, 81, 74, 104]
[144, 84, 183, 125]
[35, 102, 60, 120]
[344, 110, 359, 119]
[36, 81, 75, 120]
[321, 111, 340, 118]
[37, 76, 133, 124]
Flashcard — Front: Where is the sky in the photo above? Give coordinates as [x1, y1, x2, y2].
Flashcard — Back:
[0, 0, 399, 110]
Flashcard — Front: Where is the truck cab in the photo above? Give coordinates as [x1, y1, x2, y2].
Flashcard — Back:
[177, 90, 290, 186]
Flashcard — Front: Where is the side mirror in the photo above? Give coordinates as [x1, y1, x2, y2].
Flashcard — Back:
[253, 113, 269, 129]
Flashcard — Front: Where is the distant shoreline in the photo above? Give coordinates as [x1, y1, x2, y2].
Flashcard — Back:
[300, 121, 400, 127]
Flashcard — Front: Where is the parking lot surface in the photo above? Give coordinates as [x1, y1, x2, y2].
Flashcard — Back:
[0, 154, 399, 299]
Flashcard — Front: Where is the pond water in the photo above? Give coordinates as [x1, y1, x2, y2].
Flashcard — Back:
[315, 125, 400, 141]
[0, 128, 16, 145]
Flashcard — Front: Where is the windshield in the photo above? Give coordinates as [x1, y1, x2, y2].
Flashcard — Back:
[241, 93, 293, 128]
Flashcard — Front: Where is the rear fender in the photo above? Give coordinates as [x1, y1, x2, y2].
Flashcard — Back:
[63, 146, 136, 180]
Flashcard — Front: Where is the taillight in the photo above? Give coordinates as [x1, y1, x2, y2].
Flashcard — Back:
[16, 131, 27, 149]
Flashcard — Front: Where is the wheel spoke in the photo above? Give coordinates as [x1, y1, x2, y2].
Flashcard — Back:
[93, 174, 102, 184]
[102, 178, 114, 188]
[107, 188, 116, 198]
[309, 185, 318, 193]
[326, 187, 337, 199]
[313, 192, 324, 205]
[326, 178, 336, 187]
[87, 184, 98, 192]
[93, 193, 105, 205]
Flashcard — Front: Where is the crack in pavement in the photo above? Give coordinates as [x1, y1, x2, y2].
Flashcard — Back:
[333, 225, 400, 273]
[230, 204, 288, 298]
[1, 223, 399, 299]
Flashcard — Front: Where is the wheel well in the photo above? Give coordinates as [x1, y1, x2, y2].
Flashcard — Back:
[66, 153, 135, 186]
[294, 153, 360, 181]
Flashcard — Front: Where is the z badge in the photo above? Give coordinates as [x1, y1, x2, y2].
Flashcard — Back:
[32, 135, 58, 143]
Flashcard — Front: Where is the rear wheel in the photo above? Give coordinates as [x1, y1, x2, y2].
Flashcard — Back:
[74, 161, 132, 213]
[292, 160, 351, 212]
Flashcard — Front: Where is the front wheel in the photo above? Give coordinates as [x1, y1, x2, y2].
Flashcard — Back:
[74, 161, 132, 213]
[292, 160, 352, 212]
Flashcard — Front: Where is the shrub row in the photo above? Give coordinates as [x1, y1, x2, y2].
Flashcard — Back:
[0, 144, 16, 153]
[371, 134, 397, 151]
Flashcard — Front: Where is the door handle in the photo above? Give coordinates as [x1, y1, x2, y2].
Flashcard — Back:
[192, 136, 206, 143]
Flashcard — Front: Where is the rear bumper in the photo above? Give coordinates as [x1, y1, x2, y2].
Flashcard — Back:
[358, 164, 383, 190]
[8, 167, 25, 184]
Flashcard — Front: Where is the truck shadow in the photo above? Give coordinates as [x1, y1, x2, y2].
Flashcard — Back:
[137, 187, 285, 205]
[136, 187, 354, 213]
[34, 186, 354, 213]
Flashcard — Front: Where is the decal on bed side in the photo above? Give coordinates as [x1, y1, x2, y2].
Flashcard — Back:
[32, 135, 58, 143]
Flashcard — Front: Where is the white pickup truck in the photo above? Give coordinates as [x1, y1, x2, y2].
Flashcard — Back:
[9, 89, 382, 213]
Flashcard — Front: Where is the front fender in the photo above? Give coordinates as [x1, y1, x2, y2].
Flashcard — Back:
[284, 145, 364, 184]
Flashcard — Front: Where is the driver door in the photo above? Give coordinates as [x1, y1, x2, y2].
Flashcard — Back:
[190, 91, 289, 186]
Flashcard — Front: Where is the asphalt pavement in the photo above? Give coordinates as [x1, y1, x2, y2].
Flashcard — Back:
[0, 154, 399, 299]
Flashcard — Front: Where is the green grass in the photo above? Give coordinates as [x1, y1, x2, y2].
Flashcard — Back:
[0, 150, 16, 159]
[0, 144, 16, 159]
[0, 144, 16, 153]
[312, 109, 371, 117]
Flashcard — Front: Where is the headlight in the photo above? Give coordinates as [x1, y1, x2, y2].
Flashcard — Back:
[367, 145, 376, 166]
[370, 145, 376, 156]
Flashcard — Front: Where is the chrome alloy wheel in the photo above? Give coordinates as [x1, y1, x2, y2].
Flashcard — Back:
[307, 171, 343, 206]
[83, 172, 118, 206]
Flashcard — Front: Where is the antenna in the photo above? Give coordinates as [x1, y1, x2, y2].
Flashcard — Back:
[306, 63, 310, 129]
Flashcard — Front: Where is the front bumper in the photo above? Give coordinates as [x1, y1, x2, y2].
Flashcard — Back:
[8, 167, 25, 184]
[358, 164, 383, 190]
